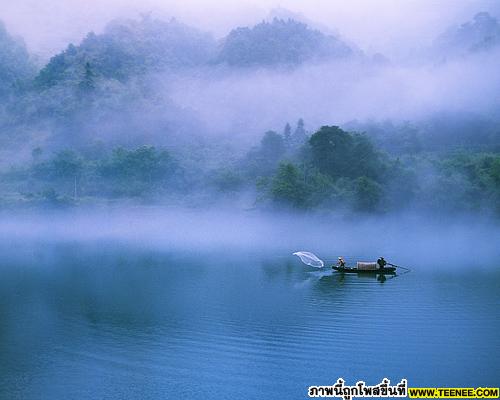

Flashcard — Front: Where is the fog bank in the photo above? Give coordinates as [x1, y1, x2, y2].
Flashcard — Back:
[1, 208, 498, 269]
[170, 51, 500, 136]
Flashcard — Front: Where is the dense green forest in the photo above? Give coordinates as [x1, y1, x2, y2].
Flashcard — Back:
[1, 121, 498, 216]
[0, 12, 499, 216]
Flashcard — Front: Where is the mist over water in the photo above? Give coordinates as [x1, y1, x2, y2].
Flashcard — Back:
[1, 208, 498, 268]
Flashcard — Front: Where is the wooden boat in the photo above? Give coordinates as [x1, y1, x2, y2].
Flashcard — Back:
[332, 265, 396, 274]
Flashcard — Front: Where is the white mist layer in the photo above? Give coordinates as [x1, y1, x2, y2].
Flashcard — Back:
[0, 208, 498, 270]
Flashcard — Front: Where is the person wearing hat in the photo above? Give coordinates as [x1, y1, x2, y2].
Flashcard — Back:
[377, 257, 387, 269]
[337, 257, 346, 268]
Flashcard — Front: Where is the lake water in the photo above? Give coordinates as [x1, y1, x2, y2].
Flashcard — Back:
[1, 238, 499, 399]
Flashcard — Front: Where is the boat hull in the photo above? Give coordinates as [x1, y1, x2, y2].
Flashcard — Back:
[332, 266, 396, 274]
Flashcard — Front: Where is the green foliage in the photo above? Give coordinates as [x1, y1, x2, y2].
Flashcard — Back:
[32, 150, 83, 183]
[434, 12, 500, 56]
[100, 146, 173, 182]
[304, 169, 337, 208]
[309, 126, 351, 178]
[0, 15, 498, 218]
[353, 176, 383, 212]
[0, 21, 35, 97]
[283, 123, 291, 145]
[35, 16, 216, 88]
[429, 152, 500, 212]
[244, 130, 287, 177]
[281, 119, 309, 153]
[260, 131, 286, 159]
[489, 157, 500, 185]
[292, 118, 307, 146]
[346, 114, 500, 154]
[1, 125, 499, 216]
[218, 18, 353, 66]
[20, 145, 179, 201]
[270, 162, 308, 208]
[309, 125, 383, 180]
[52, 150, 84, 180]
[384, 158, 419, 210]
[79, 62, 96, 92]
[98, 146, 177, 196]
[259, 125, 500, 215]
[211, 169, 243, 193]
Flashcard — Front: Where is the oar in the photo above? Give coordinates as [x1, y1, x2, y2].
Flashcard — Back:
[387, 262, 411, 272]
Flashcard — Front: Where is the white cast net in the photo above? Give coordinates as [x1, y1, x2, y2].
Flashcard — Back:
[292, 251, 324, 268]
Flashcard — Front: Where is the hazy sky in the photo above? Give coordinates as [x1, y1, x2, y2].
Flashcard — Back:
[1, 0, 499, 58]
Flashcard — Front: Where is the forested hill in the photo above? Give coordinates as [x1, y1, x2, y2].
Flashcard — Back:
[34, 16, 357, 89]
[0, 21, 36, 98]
[0, 12, 498, 216]
[0, 15, 364, 149]
[35, 16, 217, 88]
[433, 12, 500, 57]
[216, 18, 355, 66]
[4, 11, 500, 95]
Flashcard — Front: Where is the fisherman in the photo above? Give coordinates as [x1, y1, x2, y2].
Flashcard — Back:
[337, 257, 346, 268]
[377, 257, 387, 270]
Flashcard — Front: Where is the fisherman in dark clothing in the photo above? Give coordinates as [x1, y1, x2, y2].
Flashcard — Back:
[377, 257, 387, 269]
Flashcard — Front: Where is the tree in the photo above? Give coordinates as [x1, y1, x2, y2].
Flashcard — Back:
[79, 62, 96, 92]
[212, 169, 243, 193]
[35, 17, 217, 88]
[283, 122, 292, 148]
[217, 18, 353, 66]
[308, 125, 382, 180]
[52, 150, 81, 173]
[98, 145, 177, 196]
[309, 125, 353, 178]
[260, 130, 285, 159]
[270, 162, 308, 208]
[51, 150, 84, 199]
[384, 159, 418, 210]
[292, 118, 307, 146]
[244, 130, 286, 178]
[0, 21, 35, 97]
[353, 176, 382, 212]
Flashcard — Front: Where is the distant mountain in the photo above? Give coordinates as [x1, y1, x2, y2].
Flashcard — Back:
[0, 21, 36, 97]
[216, 18, 355, 67]
[33, 15, 362, 88]
[267, 7, 336, 35]
[35, 16, 216, 88]
[433, 12, 500, 57]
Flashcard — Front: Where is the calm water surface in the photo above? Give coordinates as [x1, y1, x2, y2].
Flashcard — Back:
[1, 241, 499, 399]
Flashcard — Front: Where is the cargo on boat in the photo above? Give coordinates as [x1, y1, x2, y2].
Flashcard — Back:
[332, 259, 397, 274]
[332, 261, 397, 274]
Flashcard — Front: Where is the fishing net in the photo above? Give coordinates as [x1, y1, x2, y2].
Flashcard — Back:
[292, 251, 324, 268]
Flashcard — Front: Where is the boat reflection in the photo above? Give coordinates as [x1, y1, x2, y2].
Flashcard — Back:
[319, 270, 398, 284]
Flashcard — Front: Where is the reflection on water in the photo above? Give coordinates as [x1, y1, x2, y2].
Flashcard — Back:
[0, 241, 499, 399]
